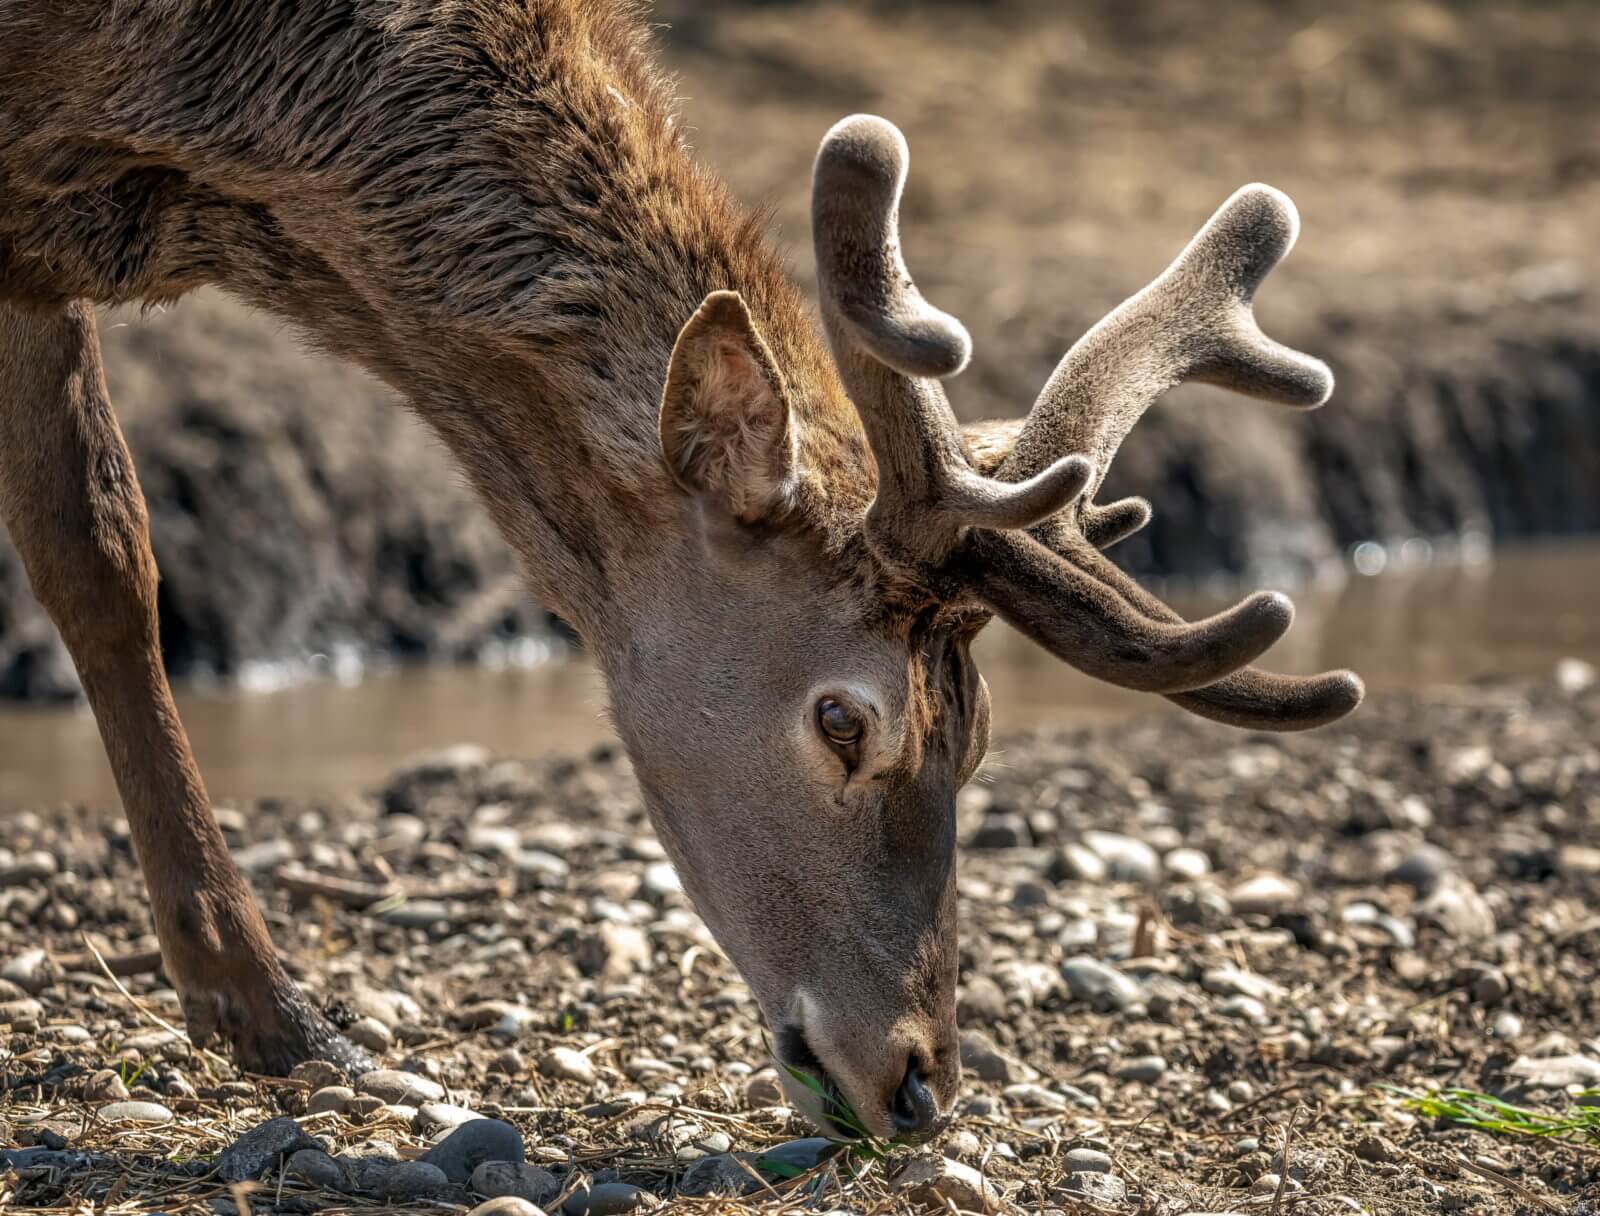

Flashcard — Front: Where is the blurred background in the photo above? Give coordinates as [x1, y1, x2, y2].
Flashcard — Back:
[2, 0, 1597, 806]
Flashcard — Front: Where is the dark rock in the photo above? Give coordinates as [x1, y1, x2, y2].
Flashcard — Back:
[217, 1117, 324, 1183]
[421, 1118, 526, 1183]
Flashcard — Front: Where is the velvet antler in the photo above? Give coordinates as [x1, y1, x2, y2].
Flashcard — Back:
[811, 114, 1363, 724]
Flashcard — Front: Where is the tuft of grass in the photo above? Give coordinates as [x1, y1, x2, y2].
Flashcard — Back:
[1383, 1085, 1600, 1147]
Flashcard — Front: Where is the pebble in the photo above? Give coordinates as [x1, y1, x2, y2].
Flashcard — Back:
[890, 1153, 1001, 1213]
[416, 1102, 486, 1135]
[469, 1199, 549, 1216]
[1001, 1082, 1068, 1111]
[1061, 956, 1142, 1012]
[470, 1161, 560, 1205]
[1115, 1055, 1168, 1083]
[540, 1047, 598, 1086]
[99, 1100, 174, 1126]
[1049, 842, 1107, 884]
[1228, 874, 1301, 916]
[376, 1160, 453, 1199]
[753, 1137, 834, 1175]
[1251, 1173, 1302, 1196]
[422, 1118, 526, 1182]
[959, 1030, 1036, 1083]
[562, 1181, 649, 1215]
[1418, 877, 1496, 941]
[1492, 1011, 1525, 1039]
[957, 976, 1008, 1024]
[82, 1069, 131, 1103]
[1058, 1172, 1128, 1205]
[1063, 1147, 1113, 1173]
[1385, 844, 1455, 894]
[306, 1085, 356, 1116]
[1202, 964, 1285, 1002]
[1164, 847, 1212, 880]
[576, 923, 651, 978]
[1470, 967, 1511, 1005]
[217, 1117, 324, 1182]
[1508, 1053, 1600, 1088]
[358, 1068, 446, 1105]
[380, 899, 452, 930]
[742, 1069, 785, 1107]
[1, 948, 50, 993]
[347, 1016, 395, 1053]
[971, 813, 1030, 849]
[286, 1148, 352, 1190]
[1081, 831, 1162, 883]
[1217, 996, 1268, 1024]
[0, 997, 43, 1027]
[678, 1153, 758, 1198]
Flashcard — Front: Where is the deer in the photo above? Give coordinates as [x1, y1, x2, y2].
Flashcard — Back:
[0, 2, 1362, 1141]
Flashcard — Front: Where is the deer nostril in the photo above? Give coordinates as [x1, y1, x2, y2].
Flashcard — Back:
[890, 1061, 938, 1137]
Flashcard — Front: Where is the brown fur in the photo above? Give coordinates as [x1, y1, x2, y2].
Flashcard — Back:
[0, 0, 963, 1133]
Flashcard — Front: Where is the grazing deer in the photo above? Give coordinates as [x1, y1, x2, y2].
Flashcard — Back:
[0, 2, 1361, 1139]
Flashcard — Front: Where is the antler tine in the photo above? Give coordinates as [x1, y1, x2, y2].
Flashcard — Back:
[812, 115, 1295, 695]
[999, 183, 1334, 502]
[979, 183, 1363, 730]
[811, 115, 1095, 570]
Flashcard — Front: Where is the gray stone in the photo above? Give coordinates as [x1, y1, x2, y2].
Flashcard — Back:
[1115, 1055, 1168, 1083]
[1228, 874, 1301, 916]
[1, 948, 50, 993]
[1202, 964, 1284, 1003]
[753, 1138, 834, 1176]
[306, 1085, 355, 1116]
[1057, 1171, 1128, 1205]
[285, 1148, 352, 1191]
[1081, 831, 1161, 884]
[563, 1182, 649, 1215]
[678, 1153, 758, 1198]
[0, 997, 43, 1028]
[1062, 1147, 1113, 1173]
[416, 1102, 487, 1135]
[422, 1118, 526, 1182]
[1418, 878, 1495, 941]
[381, 899, 452, 930]
[217, 1117, 324, 1183]
[957, 976, 1008, 1024]
[540, 1047, 598, 1086]
[357, 1068, 445, 1105]
[890, 1153, 1001, 1213]
[469, 1200, 549, 1216]
[470, 1161, 561, 1206]
[346, 1016, 394, 1053]
[1061, 956, 1142, 1012]
[1508, 1053, 1600, 1088]
[959, 1030, 1036, 1084]
[98, 1101, 174, 1126]
[1163, 848, 1212, 881]
[375, 1160, 454, 1200]
[1385, 844, 1455, 894]
[82, 1069, 131, 1103]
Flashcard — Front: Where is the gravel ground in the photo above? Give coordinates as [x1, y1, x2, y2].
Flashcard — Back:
[3, 668, 1599, 1214]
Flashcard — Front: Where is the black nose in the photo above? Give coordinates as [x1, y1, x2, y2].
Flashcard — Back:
[891, 1062, 939, 1137]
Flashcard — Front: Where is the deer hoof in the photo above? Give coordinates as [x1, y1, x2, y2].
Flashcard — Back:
[181, 982, 372, 1077]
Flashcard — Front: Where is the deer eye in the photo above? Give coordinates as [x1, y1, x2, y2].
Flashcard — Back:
[816, 697, 865, 753]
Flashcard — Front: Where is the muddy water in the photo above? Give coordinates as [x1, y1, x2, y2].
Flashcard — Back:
[2, 541, 1597, 810]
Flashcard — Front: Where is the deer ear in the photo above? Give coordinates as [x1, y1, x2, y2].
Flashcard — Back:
[660, 291, 796, 521]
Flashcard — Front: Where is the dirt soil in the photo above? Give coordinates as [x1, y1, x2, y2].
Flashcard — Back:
[4, 0, 1600, 699]
[3, 669, 1598, 1215]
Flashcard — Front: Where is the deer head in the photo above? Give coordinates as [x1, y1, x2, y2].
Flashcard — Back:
[612, 114, 1363, 1142]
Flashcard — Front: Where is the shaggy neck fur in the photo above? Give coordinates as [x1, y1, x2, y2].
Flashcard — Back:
[0, 0, 877, 642]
